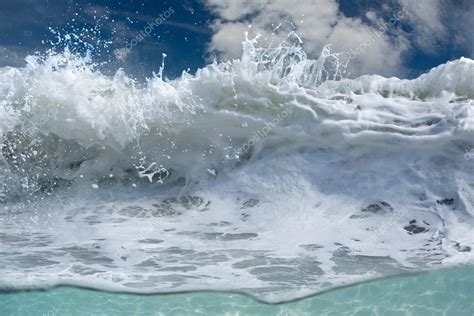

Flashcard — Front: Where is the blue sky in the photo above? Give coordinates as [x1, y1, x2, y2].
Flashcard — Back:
[0, 0, 472, 79]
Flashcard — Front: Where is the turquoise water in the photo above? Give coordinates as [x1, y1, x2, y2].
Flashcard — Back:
[1, 266, 473, 315]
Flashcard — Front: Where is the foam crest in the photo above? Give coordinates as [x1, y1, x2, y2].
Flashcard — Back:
[0, 33, 474, 302]
[0, 34, 473, 195]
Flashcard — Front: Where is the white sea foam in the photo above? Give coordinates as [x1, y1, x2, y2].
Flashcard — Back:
[0, 35, 473, 302]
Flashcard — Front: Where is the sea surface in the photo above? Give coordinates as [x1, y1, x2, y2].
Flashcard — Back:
[0, 34, 473, 305]
[1, 266, 473, 315]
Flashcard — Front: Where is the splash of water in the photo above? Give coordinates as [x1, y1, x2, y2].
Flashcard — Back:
[0, 30, 473, 303]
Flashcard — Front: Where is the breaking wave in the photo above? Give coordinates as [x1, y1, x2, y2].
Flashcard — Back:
[0, 33, 473, 302]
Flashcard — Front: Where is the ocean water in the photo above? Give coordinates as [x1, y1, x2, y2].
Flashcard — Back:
[0, 34, 473, 306]
[1, 266, 473, 315]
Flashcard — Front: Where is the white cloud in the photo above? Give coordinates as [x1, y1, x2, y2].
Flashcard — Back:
[204, 0, 411, 77]
[206, 0, 268, 21]
[397, 0, 445, 53]
[328, 18, 409, 77]
[397, 0, 473, 57]
[208, 21, 252, 60]
[439, 0, 474, 58]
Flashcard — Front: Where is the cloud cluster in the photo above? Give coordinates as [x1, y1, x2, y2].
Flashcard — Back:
[204, 0, 473, 77]
[401, 0, 473, 56]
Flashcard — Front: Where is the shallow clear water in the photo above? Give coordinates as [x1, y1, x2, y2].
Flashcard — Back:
[1, 266, 473, 315]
